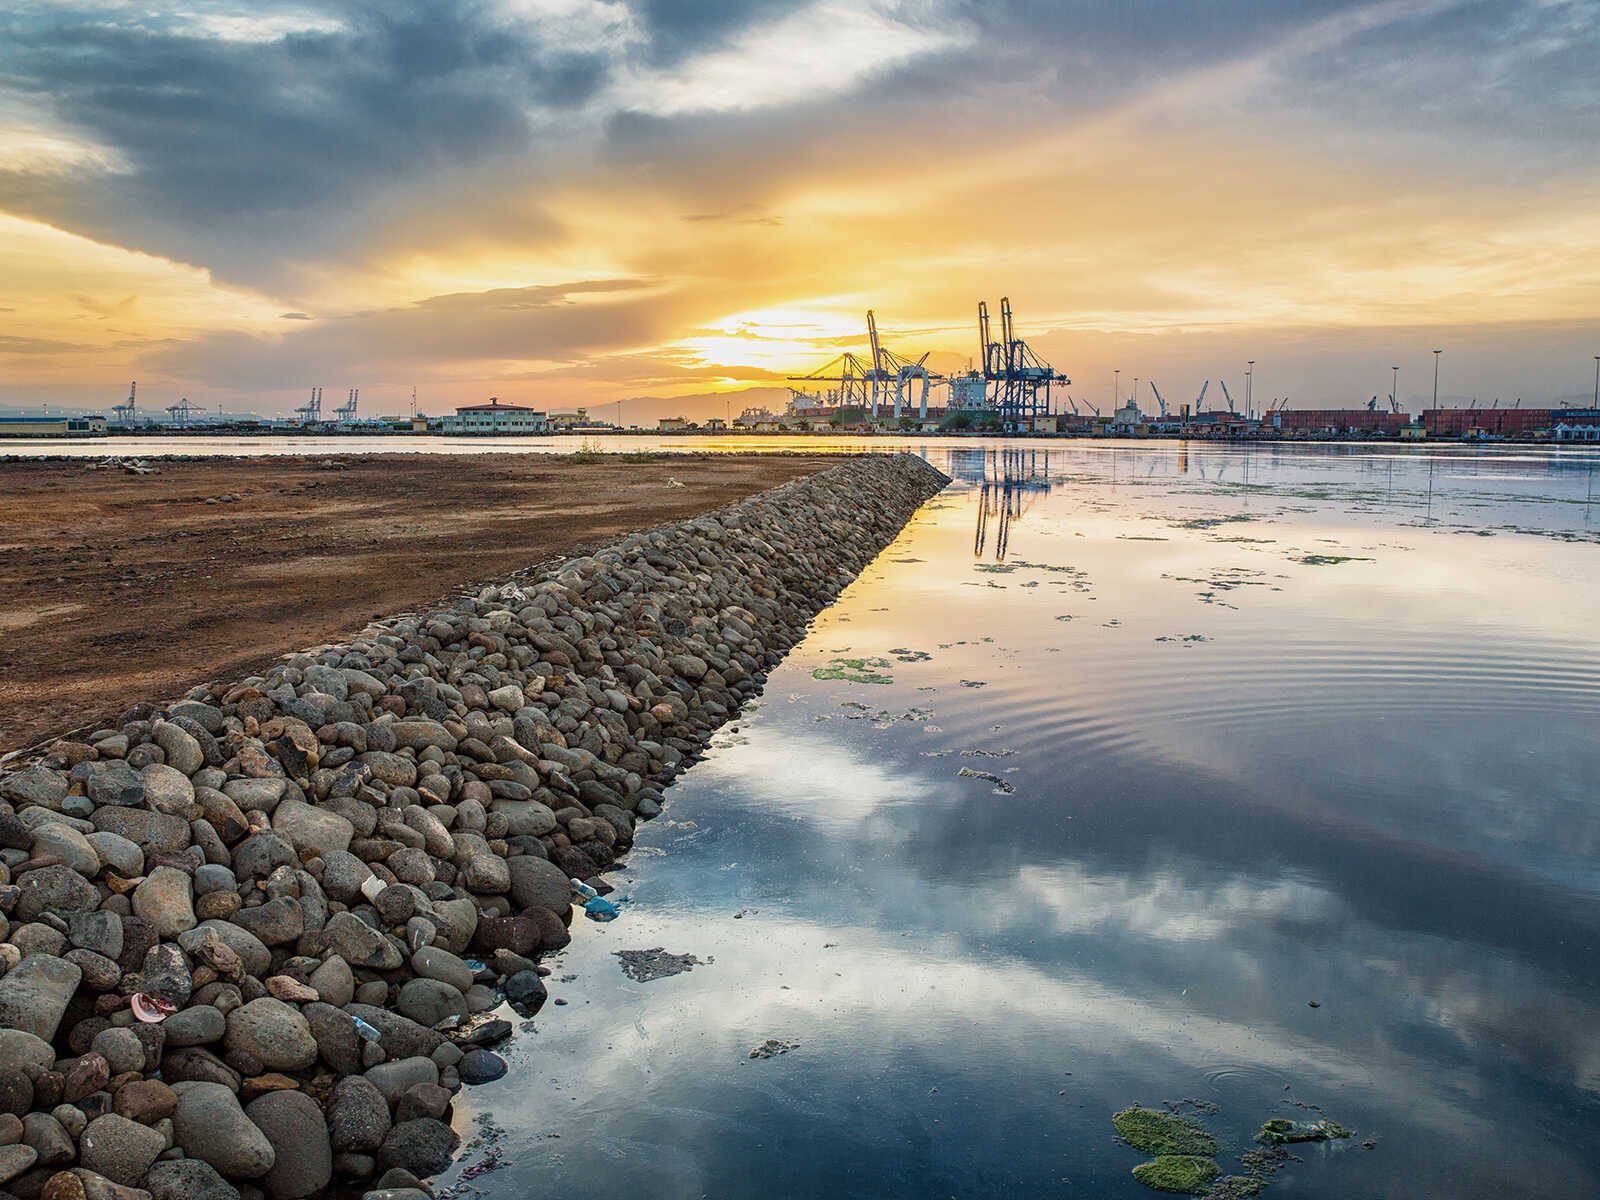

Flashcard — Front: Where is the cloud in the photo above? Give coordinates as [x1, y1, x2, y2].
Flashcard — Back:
[3, 1, 1599, 411]
[146, 276, 679, 387]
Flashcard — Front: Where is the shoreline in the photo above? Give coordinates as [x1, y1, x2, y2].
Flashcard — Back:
[6, 429, 1599, 448]
[0, 452, 838, 751]
[0, 454, 949, 1200]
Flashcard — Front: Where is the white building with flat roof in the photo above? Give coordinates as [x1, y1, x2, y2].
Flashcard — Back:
[443, 397, 549, 435]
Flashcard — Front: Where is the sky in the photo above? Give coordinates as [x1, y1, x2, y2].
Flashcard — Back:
[1, 0, 1597, 422]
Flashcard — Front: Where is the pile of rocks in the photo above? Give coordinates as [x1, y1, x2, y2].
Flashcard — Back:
[0, 454, 947, 1200]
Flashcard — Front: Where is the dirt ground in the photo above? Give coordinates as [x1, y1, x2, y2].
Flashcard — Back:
[0, 451, 837, 751]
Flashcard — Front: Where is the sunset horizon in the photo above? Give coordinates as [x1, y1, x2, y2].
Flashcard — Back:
[3, 1, 1597, 422]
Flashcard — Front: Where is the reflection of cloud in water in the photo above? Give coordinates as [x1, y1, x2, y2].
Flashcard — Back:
[1011, 862, 1345, 943]
[695, 728, 936, 830]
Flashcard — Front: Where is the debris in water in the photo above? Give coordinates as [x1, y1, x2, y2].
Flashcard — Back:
[614, 947, 707, 982]
[1255, 1118, 1350, 1145]
[960, 748, 1015, 758]
[959, 679, 987, 688]
[1155, 634, 1211, 644]
[812, 657, 894, 684]
[957, 766, 1014, 794]
[749, 1039, 800, 1059]
[1292, 554, 1371, 566]
[890, 647, 932, 662]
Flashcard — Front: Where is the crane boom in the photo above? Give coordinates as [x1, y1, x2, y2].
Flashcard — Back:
[1219, 379, 1236, 413]
[1149, 381, 1168, 415]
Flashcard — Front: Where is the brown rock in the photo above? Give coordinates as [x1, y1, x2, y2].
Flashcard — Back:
[112, 1079, 177, 1125]
[238, 1076, 300, 1104]
[63, 1055, 110, 1104]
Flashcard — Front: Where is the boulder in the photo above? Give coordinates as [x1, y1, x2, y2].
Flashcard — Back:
[143, 1158, 240, 1200]
[171, 1081, 275, 1179]
[321, 914, 402, 971]
[30, 825, 100, 877]
[270, 801, 353, 859]
[395, 979, 464, 1029]
[0, 954, 82, 1040]
[79, 1114, 165, 1186]
[507, 856, 571, 914]
[132, 868, 195, 939]
[224, 1000, 317, 1072]
[244, 1091, 331, 1200]
[307, 956, 355, 1008]
[362, 1058, 438, 1107]
[327, 1077, 389, 1154]
[375, 1119, 458, 1179]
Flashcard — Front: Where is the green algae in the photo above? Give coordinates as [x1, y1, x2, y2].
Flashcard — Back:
[1255, 1118, 1350, 1145]
[1113, 1108, 1218, 1157]
[1201, 1176, 1265, 1198]
[811, 657, 893, 685]
[1292, 554, 1372, 566]
[1132, 1156, 1221, 1194]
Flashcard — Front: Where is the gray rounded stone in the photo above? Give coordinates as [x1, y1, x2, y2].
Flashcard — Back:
[507, 855, 572, 913]
[225, 998, 317, 1071]
[144, 1157, 243, 1200]
[132, 866, 197, 939]
[327, 1077, 389, 1154]
[80, 1112, 167, 1185]
[395, 979, 465, 1029]
[91, 1027, 146, 1075]
[172, 1081, 275, 1180]
[246, 1089, 332, 1200]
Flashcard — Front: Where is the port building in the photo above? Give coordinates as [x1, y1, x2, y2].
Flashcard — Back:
[442, 398, 549, 435]
[1267, 409, 1408, 436]
[1420, 408, 1596, 439]
[0, 415, 107, 436]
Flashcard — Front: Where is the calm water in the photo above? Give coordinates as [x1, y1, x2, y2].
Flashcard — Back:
[24, 434, 1600, 1194]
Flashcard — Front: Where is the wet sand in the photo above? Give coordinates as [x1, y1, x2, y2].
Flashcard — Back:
[0, 451, 836, 749]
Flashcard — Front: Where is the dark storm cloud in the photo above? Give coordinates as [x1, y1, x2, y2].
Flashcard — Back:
[0, 1, 608, 286]
[630, 0, 808, 64]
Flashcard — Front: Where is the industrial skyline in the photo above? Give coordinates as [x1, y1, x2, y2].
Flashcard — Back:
[2, 1, 1597, 421]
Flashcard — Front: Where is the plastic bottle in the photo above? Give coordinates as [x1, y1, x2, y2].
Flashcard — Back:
[570, 878, 598, 901]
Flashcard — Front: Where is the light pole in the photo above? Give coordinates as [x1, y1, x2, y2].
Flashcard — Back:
[1392, 366, 1399, 412]
[1593, 356, 1598, 408]
[1246, 360, 1254, 418]
[1114, 369, 1120, 410]
[1432, 349, 1442, 410]
[1133, 377, 1140, 413]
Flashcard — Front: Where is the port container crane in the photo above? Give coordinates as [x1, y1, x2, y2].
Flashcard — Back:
[1149, 381, 1168, 416]
[978, 297, 1066, 430]
[165, 397, 199, 427]
[1219, 379, 1236, 414]
[295, 387, 323, 424]
[112, 381, 138, 426]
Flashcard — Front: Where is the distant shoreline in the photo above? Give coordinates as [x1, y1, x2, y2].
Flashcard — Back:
[2, 426, 1597, 448]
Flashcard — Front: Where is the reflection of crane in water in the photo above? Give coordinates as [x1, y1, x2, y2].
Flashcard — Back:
[973, 448, 1053, 560]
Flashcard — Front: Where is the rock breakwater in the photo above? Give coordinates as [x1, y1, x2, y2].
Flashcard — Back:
[0, 454, 947, 1200]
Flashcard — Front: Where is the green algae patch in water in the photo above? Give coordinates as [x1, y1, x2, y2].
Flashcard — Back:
[812, 657, 894, 685]
[1255, 1117, 1350, 1145]
[1132, 1156, 1221, 1194]
[1292, 554, 1372, 566]
[1113, 1107, 1218, 1157]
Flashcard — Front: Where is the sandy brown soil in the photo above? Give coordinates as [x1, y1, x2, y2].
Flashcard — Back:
[0, 451, 837, 751]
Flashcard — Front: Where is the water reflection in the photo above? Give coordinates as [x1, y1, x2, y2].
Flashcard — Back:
[452, 442, 1600, 1198]
[969, 448, 1055, 560]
